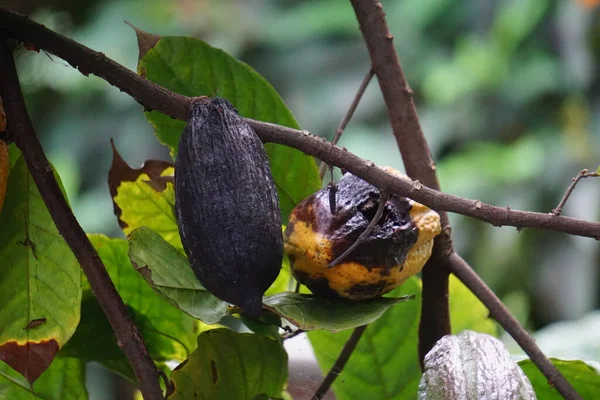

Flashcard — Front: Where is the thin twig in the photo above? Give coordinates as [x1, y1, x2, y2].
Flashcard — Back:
[348, 0, 453, 363]
[552, 169, 600, 215]
[311, 325, 367, 400]
[1, 8, 599, 239]
[0, 38, 163, 400]
[448, 252, 582, 400]
[318, 69, 374, 180]
[328, 192, 390, 268]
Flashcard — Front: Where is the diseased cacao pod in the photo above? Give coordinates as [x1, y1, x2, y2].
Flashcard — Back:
[284, 168, 440, 299]
[419, 331, 536, 400]
[175, 97, 283, 317]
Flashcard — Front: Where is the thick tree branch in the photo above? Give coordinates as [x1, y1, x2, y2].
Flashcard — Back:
[348, 0, 452, 362]
[0, 39, 163, 400]
[0, 6, 596, 239]
[448, 253, 583, 400]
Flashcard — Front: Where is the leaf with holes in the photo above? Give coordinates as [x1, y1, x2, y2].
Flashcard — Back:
[128, 227, 229, 324]
[136, 34, 321, 220]
[0, 152, 81, 384]
[308, 275, 497, 400]
[169, 329, 288, 400]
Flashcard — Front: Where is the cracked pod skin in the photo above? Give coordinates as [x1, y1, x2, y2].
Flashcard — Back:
[284, 169, 441, 299]
[175, 97, 283, 317]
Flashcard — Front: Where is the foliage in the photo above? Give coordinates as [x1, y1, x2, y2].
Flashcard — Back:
[1, 1, 600, 399]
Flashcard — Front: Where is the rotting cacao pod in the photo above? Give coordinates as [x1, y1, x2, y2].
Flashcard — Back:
[175, 97, 283, 317]
[284, 168, 441, 299]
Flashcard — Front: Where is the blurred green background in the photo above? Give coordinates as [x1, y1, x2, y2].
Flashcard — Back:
[4, 0, 600, 397]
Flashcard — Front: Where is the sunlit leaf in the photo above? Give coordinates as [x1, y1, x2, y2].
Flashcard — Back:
[112, 156, 182, 250]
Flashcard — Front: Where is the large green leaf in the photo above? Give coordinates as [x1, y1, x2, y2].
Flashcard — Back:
[0, 154, 81, 384]
[61, 235, 198, 378]
[138, 35, 321, 220]
[264, 292, 413, 332]
[128, 227, 229, 324]
[0, 358, 86, 400]
[519, 359, 600, 399]
[169, 329, 288, 400]
[308, 275, 497, 400]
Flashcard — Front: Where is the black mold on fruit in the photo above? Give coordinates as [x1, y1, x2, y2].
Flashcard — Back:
[175, 97, 283, 317]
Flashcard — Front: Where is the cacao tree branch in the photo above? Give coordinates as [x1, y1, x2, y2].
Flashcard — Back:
[0, 38, 164, 400]
[0, 7, 596, 239]
[348, 0, 452, 364]
[552, 169, 600, 216]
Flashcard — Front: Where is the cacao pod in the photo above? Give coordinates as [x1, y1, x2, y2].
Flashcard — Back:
[418, 331, 536, 399]
[284, 168, 440, 299]
[175, 97, 283, 317]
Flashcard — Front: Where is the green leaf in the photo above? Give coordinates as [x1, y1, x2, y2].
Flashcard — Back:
[0, 154, 81, 384]
[62, 235, 198, 378]
[519, 359, 600, 399]
[308, 275, 496, 400]
[113, 166, 182, 251]
[0, 358, 87, 400]
[128, 227, 229, 324]
[138, 36, 321, 220]
[264, 292, 413, 332]
[169, 329, 288, 400]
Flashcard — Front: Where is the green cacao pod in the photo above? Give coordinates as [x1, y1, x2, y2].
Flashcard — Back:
[175, 97, 283, 317]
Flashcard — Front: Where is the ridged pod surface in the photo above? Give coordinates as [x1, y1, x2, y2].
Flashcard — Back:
[418, 331, 536, 399]
[175, 97, 283, 317]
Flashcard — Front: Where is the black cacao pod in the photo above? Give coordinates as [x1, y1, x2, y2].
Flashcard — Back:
[175, 97, 283, 317]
